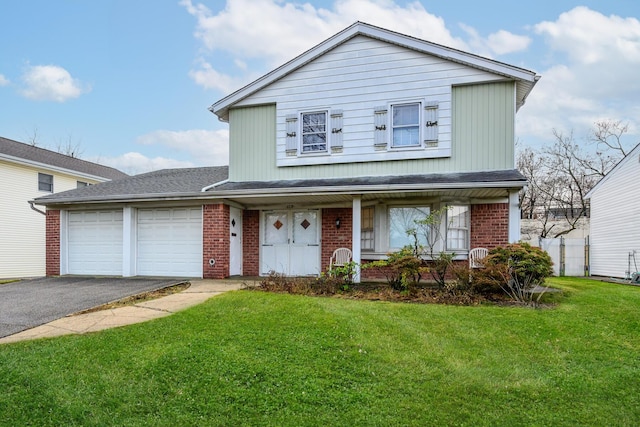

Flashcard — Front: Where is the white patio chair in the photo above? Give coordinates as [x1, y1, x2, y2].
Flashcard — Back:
[469, 247, 489, 269]
[329, 248, 353, 271]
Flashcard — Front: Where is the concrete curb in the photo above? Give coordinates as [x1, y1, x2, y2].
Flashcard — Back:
[0, 279, 246, 344]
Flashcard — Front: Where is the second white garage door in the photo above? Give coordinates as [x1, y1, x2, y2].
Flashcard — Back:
[137, 207, 203, 277]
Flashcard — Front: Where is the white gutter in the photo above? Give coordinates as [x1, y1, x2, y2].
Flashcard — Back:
[0, 153, 114, 182]
[201, 179, 229, 192]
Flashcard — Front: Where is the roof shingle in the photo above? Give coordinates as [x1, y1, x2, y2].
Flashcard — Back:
[0, 136, 128, 180]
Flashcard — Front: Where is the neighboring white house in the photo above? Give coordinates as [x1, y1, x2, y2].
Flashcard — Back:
[586, 142, 640, 278]
[0, 137, 128, 278]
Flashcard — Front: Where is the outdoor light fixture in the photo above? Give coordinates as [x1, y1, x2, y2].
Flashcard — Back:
[335, 218, 341, 229]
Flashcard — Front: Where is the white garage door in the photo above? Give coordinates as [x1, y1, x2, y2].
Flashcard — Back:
[67, 210, 123, 275]
[137, 207, 202, 277]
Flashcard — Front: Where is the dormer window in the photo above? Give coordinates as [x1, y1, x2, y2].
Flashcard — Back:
[392, 103, 420, 147]
[301, 111, 327, 153]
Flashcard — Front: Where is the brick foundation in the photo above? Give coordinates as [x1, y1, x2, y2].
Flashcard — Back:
[243, 210, 260, 276]
[321, 208, 353, 273]
[46, 210, 60, 276]
[202, 204, 230, 279]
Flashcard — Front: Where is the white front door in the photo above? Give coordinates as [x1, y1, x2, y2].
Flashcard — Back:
[261, 210, 320, 276]
[229, 207, 243, 276]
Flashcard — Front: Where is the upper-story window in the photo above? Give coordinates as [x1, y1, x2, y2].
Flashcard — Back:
[38, 173, 53, 192]
[301, 111, 327, 153]
[392, 103, 420, 147]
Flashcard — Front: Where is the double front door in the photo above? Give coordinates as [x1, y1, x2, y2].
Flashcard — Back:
[261, 209, 320, 276]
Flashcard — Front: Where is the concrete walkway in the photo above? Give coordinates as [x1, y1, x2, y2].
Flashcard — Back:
[0, 279, 246, 344]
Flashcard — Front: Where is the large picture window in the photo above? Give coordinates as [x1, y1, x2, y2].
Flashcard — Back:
[392, 103, 420, 147]
[301, 111, 327, 152]
[446, 205, 470, 251]
[389, 206, 430, 249]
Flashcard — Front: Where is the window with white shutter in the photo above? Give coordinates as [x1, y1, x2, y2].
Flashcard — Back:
[285, 114, 298, 156]
[424, 101, 439, 146]
[330, 110, 343, 152]
[301, 111, 328, 153]
[373, 106, 388, 150]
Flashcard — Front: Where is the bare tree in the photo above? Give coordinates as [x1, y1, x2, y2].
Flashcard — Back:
[518, 119, 636, 239]
[24, 127, 40, 146]
[56, 133, 84, 158]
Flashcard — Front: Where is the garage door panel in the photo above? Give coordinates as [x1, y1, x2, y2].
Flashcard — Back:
[67, 210, 123, 275]
[137, 207, 202, 277]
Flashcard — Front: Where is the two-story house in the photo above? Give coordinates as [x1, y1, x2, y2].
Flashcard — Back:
[34, 22, 539, 281]
[1, 136, 128, 278]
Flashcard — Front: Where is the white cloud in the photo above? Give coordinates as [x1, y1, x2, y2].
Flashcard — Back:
[20, 65, 90, 102]
[188, 59, 250, 94]
[181, 0, 468, 92]
[461, 24, 530, 57]
[0, 74, 9, 86]
[519, 7, 640, 143]
[486, 30, 531, 55]
[136, 128, 229, 166]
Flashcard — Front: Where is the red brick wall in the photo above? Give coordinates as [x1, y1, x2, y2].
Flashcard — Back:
[321, 208, 352, 273]
[470, 203, 509, 249]
[243, 210, 260, 276]
[46, 210, 60, 276]
[202, 204, 230, 279]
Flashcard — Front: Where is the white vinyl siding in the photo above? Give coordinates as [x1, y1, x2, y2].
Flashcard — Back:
[0, 160, 102, 278]
[229, 36, 515, 182]
[588, 145, 640, 278]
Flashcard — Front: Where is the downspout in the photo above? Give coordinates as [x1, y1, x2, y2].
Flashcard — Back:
[201, 179, 229, 193]
[28, 200, 46, 216]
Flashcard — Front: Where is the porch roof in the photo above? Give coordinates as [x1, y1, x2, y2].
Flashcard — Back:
[33, 167, 526, 208]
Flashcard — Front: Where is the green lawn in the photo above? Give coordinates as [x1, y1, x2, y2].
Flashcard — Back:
[1, 277, 638, 426]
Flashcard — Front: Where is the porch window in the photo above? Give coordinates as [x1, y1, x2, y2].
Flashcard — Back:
[361, 206, 375, 251]
[38, 173, 53, 192]
[392, 103, 420, 147]
[301, 111, 327, 152]
[389, 206, 430, 249]
[446, 205, 470, 251]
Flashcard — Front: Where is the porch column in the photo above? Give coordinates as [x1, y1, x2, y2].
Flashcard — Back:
[352, 196, 361, 283]
[508, 190, 521, 243]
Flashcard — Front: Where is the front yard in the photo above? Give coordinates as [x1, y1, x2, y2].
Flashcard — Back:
[0, 277, 638, 426]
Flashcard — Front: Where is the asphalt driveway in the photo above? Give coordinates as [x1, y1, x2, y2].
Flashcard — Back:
[0, 277, 188, 338]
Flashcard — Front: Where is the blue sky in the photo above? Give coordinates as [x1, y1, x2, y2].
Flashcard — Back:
[1, 0, 639, 174]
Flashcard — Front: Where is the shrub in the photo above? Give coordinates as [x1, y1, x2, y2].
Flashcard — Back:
[471, 243, 554, 306]
[363, 247, 429, 291]
[484, 243, 553, 287]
